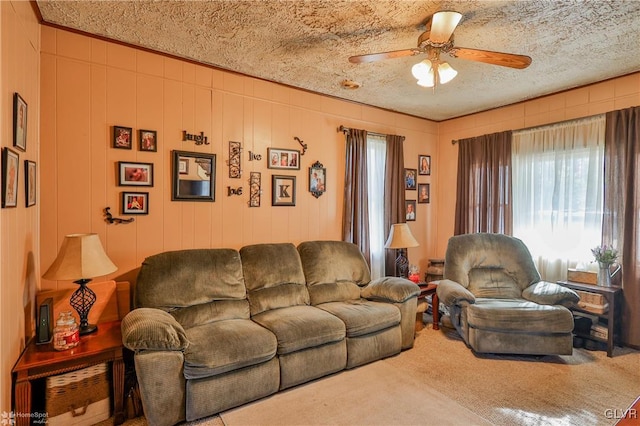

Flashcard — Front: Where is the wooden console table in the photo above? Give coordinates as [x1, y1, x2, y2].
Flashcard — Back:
[12, 320, 125, 425]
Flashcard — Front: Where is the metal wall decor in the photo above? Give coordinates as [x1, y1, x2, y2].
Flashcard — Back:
[228, 141, 242, 178]
[249, 172, 261, 207]
[294, 136, 307, 156]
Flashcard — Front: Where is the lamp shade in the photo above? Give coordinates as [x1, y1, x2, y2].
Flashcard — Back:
[43, 233, 117, 281]
[384, 223, 420, 249]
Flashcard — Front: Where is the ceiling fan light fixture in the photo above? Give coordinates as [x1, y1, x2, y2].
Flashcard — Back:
[438, 62, 458, 84]
[411, 59, 432, 80]
[416, 78, 435, 88]
[430, 11, 463, 43]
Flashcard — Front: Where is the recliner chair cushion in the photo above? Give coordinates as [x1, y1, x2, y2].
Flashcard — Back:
[467, 298, 574, 333]
[183, 319, 277, 379]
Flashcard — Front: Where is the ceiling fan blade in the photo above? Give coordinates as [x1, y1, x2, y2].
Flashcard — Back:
[348, 49, 421, 64]
[429, 11, 462, 44]
[450, 47, 532, 69]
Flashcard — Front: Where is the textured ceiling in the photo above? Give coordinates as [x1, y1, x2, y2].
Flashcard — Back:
[36, 1, 640, 121]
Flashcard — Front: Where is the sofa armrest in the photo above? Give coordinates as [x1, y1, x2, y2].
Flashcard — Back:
[436, 279, 476, 306]
[361, 277, 420, 303]
[121, 307, 189, 352]
[522, 281, 580, 307]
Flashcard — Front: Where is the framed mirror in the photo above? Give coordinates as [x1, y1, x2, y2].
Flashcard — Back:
[172, 150, 216, 201]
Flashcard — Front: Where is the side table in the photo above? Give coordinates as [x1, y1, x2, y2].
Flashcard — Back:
[12, 320, 125, 425]
[557, 281, 622, 357]
[416, 282, 440, 331]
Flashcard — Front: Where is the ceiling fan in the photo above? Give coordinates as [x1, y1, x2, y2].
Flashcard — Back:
[348, 11, 532, 90]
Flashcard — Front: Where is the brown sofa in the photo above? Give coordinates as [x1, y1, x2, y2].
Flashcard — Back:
[121, 241, 419, 425]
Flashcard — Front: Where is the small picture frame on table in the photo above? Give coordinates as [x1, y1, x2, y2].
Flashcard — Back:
[25, 160, 37, 207]
[139, 130, 157, 152]
[122, 192, 149, 215]
[13, 93, 27, 152]
[118, 161, 154, 186]
[113, 126, 133, 149]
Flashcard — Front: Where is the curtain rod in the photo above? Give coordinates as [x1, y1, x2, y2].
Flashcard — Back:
[450, 112, 605, 145]
[338, 125, 405, 141]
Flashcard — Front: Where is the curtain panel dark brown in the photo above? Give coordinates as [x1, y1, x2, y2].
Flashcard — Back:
[342, 128, 371, 264]
[454, 130, 513, 235]
[604, 106, 640, 348]
[384, 134, 406, 276]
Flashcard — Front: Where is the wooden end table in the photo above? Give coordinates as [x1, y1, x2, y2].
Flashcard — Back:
[416, 282, 440, 331]
[12, 320, 125, 425]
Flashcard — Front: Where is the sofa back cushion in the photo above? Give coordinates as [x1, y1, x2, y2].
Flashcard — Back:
[240, 243, 310, 315]
[135, 249, 248, 322]
[297, 241, 370, 305]
[444, 233, 541, 298]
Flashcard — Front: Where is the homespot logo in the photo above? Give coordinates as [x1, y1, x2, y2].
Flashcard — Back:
[1, 411, 48, 424]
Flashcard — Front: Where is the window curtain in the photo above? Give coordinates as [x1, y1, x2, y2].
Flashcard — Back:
[384, 134, 406, 276]
[454, 131, 513, 235]
[512, 115, 605, 282]
[604, 106, 640, 348]
[342, 128, 370, 264]
[367, 135, 387, 279]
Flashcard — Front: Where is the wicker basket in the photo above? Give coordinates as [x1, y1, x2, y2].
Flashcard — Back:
[46, 363, 111, 426]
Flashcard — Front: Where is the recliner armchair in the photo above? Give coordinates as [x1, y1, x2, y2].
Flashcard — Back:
[437, 233, 579, 355]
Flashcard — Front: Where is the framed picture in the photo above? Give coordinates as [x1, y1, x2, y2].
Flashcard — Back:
[404, 168, 417, 190]
[419, 155, 431, 176]
[122, 191, 149, 214]
[139, 129, 157, 152]
[418, 183, 430, 204]
[2, 148, 19, 208]
[309, 161, 326, 198]
[25, 160, 36, 207]
[113, 126, 133, 149]
[405, 199, 416, 221]
[272, 175, 296, 206]
[267, 148, 300, 170]
[118, 161, 154, 186]
[172, 150, 216, 201]
[13, 93, 27, 151]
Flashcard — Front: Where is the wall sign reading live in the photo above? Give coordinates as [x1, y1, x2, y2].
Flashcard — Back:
[182, 131, 209, 145]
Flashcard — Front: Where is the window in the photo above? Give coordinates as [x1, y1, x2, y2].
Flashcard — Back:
[512, 115, 605, 282]
[367, 134, 386, 279]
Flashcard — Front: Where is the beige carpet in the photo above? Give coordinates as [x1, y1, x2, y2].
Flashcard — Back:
[107, 320, 640, 426]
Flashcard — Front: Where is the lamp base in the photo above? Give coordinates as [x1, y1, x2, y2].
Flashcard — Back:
[395, 248, 409, 278]
[79, 323, 98, 335]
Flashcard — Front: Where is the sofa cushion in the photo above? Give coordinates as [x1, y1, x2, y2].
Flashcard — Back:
[252, 305, 345, 355]
[136, 249, 246, 310]
[183, 319, 277, 380]
[297, 241, 370, 305]
[170, 299, 250, 329]
[466, 298, 574, 333]
[317, 300, 400, 337]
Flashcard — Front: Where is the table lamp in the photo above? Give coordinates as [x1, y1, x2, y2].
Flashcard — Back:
[43, 233, 118, 335]
[384, 223, 420, 278]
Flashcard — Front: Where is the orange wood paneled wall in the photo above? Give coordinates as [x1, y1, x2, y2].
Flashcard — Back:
[39, 27, 439, 291]
[434, 72, 640, 256]
[1, 0, 41, 414]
